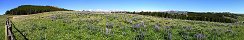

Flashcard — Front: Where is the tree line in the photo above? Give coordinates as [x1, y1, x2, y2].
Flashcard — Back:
[5, 5, 72, 15]
[125, 11, 238, 23]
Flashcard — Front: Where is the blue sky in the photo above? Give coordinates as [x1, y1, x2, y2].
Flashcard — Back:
[0, 0, 243, 15]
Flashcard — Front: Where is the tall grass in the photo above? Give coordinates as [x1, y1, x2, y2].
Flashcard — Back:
[0, 11, 243, 40]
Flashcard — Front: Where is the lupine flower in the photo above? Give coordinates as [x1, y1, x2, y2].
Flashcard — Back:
[50, 15, 57, 21]
[106, 22, 113, 29]
[133, 23, 141, 29]
[194, 33, 205, 40]
[105, 28, 111, 35]
[154, 24, 160, 31]
[140, 21, 145, 27]
[183, 26, 192, 31]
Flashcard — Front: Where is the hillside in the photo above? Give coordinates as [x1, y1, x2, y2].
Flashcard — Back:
[0, 11, 244, 40]
[127, 12, 238, 23]
[4, 5, 71, 15]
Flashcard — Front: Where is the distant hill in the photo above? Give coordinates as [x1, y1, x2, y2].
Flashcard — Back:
[4, 5, 72, 15]
[126, 11, 239, 23]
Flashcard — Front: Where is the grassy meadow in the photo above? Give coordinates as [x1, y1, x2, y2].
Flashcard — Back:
[0, 15, 7, 40]
[0, 11, 244, 40]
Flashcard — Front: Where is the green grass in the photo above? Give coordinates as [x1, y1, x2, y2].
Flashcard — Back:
[1, 11, 244, 40]
[0, 15, 7, 40]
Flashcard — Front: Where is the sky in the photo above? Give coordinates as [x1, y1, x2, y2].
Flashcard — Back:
[0, 0, 243, 15]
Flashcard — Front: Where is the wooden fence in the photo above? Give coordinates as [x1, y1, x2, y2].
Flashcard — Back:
[5, 18, 15, 40]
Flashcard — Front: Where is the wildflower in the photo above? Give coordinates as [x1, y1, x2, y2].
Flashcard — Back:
[154, 23, 160, 31]
[183, 26, 192, 31]
[133, 23, 141, 29]
[164, 26, 172, 40]
[140, 21, 145, 27]
[194, 33, 205, 40]
[105, 28, 111, 35]
[126, 19, 133, 24]
[106, 22, 113, 29]
[50, 15, 57, 21]
[165, 26, 171, 29]
[226, 29, 233, 33]
[164, 31, 172, 40]
[135, 31, 145, 40]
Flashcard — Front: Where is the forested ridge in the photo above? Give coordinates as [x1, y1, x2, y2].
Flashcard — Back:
[126, 11, 238, 23]
[4, 5, 72, 15]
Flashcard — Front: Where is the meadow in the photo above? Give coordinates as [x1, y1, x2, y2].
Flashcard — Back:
[0, 15, 7, 40]
[0, 11, 244, 40]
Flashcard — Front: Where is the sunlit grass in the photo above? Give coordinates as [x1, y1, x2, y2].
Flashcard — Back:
[0, 11, 243, 40]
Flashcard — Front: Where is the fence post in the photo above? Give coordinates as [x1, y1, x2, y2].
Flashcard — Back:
[5, 18, 15, 40]
[5, 18, 8, 40]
